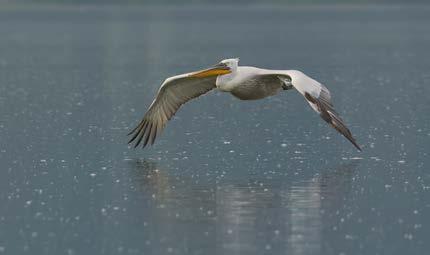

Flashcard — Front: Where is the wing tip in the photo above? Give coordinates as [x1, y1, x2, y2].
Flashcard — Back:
[328, 115, 362, 152]
[305, 92, 362, 151]
[351, 140, 362, 152]
[127, 120, 152, 149]
[127, 118, 164, 149]
[342, 132, 362, 151]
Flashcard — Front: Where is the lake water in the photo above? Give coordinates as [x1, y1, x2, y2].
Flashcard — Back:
[0, 4, 429, 255]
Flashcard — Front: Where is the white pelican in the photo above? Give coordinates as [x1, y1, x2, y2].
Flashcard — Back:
[128, 58, 361, 150]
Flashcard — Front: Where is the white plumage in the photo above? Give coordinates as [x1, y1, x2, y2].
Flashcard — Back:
[128, 58, 361, 150]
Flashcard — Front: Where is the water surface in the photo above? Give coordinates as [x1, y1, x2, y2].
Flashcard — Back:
[0, 4, 429, 255]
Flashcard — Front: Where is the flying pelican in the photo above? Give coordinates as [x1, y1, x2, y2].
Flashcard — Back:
[128, 58, 361, 150]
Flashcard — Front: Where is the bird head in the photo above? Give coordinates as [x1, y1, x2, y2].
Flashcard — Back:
[220, 58, 239, 71]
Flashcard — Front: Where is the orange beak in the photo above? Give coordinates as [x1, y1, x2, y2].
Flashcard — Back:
[188, 63, 231, 78]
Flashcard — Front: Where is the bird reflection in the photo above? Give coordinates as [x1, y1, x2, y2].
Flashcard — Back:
[132, 160, 172, 199]
[129, 160, 359, 255]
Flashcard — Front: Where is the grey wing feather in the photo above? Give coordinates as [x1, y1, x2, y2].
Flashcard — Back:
[128, 75, 216, 148]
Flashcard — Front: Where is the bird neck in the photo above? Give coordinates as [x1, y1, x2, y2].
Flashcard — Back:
[216, 70, 237, 92]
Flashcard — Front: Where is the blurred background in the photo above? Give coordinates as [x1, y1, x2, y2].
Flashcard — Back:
[0, 1, 429, 255]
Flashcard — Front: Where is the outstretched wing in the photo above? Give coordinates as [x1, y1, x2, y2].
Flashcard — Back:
[261, 69, 361, 150]
[128, 73, 216, 148]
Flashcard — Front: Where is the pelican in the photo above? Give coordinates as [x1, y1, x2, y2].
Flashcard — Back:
[128, 58, 361, 150]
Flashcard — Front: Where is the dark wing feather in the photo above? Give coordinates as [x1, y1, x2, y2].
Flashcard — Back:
[304, 90, 361, 151]
[128, 74, 216, 148]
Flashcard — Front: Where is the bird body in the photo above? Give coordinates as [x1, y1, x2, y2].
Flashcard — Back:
[217, 66, 283, 100]
[128, 58, 361, 150]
